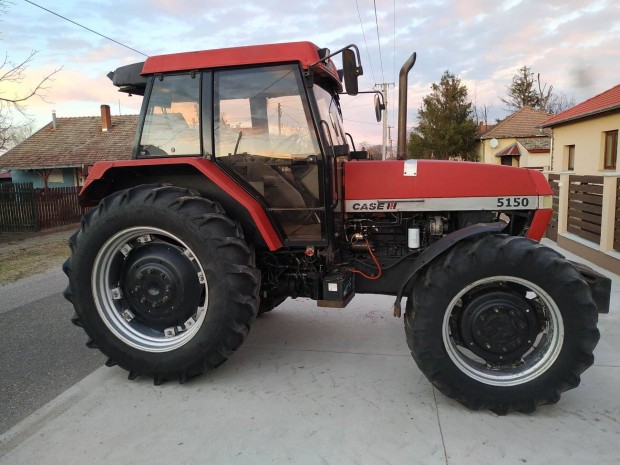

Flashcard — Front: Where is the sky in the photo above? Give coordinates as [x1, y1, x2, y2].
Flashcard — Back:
[1, 0, 619, 148]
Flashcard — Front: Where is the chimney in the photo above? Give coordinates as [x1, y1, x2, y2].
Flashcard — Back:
[101, 104, 112, 132]
[52, 110, 57, 129]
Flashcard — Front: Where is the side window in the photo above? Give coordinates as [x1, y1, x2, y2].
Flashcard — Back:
[214, 65, 320, 159]
[139, 74, 200, 157]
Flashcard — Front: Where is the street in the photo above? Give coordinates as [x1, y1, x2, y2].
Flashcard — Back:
[0, 240, 619, 464]
[0, 268, 104, 434]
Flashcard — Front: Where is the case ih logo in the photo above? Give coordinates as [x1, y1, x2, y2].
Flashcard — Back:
[351, 201, 398, 211]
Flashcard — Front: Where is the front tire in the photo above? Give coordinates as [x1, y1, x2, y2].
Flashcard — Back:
[63, 185, 259, 383]
[405, 235, 599, 414]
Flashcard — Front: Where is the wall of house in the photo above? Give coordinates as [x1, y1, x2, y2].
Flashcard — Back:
[518, 150, 550, 170]
[479, 137, 518, 165]
[550, 113, 620, 174]
[546, 111, 620, 275]
[11, 168, 78, 188]
[478, 137, 550, 169]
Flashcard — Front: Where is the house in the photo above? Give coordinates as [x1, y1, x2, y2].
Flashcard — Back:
[478, 106, 552, 169]
[0, 105, 137, 189]
[541, 84, 620, 274]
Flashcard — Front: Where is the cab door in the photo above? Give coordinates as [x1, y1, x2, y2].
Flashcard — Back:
[211, 64, 325, 244]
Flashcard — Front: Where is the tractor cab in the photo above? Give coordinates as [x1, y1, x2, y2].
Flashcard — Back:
[110, 42, 361, 246]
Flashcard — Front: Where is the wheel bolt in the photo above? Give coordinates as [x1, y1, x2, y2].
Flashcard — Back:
[162, 296, 169, 303]
[166, 285, 172, 291]
[137, 273, 143, 280]
[140, 297, 146, 304]
[160, 273, 166, 279]
[485, 343, 491, 349]
[134, 286, 140, 292]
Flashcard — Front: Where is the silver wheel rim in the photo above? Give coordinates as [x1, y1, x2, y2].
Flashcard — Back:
[92, 227, 208, 353]
[442, 276, 564, 386]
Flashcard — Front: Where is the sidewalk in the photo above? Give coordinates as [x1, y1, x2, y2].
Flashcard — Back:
[0, 240, 618, 465]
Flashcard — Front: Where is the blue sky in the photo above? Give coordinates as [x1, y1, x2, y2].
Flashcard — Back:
[2, 0, 619, 146]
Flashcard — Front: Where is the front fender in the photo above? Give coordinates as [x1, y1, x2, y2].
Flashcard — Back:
[392, 222, 507, 315]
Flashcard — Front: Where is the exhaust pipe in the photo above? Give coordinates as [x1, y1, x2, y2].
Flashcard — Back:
[397, 52, 417, 159]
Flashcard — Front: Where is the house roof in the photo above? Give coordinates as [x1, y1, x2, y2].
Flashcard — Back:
[541, 84, 620, 127]
[517, 137, 551, 152]
[0, 115, 138, 170]
[495, 142, 521, 157]
[480, 106, 552, 140]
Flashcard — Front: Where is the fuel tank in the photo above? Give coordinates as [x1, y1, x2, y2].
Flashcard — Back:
[343, 159, 552, 213]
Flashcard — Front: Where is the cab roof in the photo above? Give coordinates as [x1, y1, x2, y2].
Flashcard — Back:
[142, 41, 333, 75]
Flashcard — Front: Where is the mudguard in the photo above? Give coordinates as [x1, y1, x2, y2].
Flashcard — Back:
[392, 221, 508, 316]
[79, 157, 283, 251]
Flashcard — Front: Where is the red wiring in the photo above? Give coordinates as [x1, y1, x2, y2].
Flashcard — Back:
[350, 239, 382, 280]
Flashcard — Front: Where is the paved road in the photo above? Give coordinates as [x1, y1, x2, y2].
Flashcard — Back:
[0, 268, 105, 434]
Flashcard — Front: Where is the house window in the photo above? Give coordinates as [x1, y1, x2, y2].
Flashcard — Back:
[604, 130, 618, 170]
[567, 145, 575, 171]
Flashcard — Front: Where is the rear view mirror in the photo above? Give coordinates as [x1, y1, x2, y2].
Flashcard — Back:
[374, 94, 384, 122]
[342, 49, 361, 96]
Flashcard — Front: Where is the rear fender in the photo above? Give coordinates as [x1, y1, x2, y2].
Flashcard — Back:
[79, 158, 283, 251]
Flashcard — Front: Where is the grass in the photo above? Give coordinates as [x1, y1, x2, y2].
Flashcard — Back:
[0, 238, 70, 284]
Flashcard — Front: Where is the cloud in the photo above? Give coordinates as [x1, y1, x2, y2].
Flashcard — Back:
[3, 0, 619, 143]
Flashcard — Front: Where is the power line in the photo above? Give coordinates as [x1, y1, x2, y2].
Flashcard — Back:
[22, 0, 149, 58]
[355, 0, 376, 84]
[373, 0, 385, 83]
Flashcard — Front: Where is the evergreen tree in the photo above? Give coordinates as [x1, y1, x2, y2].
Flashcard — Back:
[501, 65, 540, 111]
[407, 71, 478, 161]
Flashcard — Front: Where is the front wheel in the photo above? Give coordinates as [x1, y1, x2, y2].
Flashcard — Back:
[63, 185, 260, 383]
[405, 235, 600, 414]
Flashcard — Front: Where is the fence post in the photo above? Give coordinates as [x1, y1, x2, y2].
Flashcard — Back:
[557, 174, 570, 235]
[600, 176, 618, 252]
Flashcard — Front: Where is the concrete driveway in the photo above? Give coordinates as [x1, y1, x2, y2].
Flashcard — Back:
[0, 240, 618, 465]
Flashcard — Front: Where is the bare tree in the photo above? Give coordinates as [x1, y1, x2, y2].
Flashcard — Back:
[0, 1, 62, 151]
[546, 91, 576, 115]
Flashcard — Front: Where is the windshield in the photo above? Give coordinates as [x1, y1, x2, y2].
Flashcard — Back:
[314, 85, 346, 147]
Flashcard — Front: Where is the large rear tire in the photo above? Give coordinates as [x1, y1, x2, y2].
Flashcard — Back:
[405, 235, 599, 415]
[63, 185, 259, 384]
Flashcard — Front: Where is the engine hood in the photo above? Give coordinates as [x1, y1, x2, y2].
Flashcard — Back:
[343, 159, 552, 212]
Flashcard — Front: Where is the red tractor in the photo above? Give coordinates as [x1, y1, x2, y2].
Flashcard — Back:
[64, 42, 609, 414]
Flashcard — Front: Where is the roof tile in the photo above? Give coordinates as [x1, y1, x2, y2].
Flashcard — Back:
[480, 106, 552, 139]
[541, 84, 620, 127]
[0, 115, 138, 170]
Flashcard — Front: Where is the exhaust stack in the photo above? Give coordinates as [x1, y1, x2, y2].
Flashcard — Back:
[397, 53, 417, 159]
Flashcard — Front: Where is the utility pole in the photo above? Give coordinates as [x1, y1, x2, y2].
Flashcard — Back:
[388, 125, 394, 159]
[277, 103, 282, 136]
[375, 82, 394, 160]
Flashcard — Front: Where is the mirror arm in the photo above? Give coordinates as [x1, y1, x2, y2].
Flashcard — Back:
[310, 44, 363, 70]
[338, 90, 384, 108]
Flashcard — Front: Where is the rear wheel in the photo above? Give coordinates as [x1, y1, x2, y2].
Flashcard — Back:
[63, 185, 259, 383]
[405, 235, 599, 414]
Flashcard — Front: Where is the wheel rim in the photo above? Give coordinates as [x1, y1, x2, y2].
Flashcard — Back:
[92, 227, 208, 353]
[442, 276, 564, 386]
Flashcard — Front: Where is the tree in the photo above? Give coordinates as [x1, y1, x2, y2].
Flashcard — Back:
[407, 71, 479, 161]
[501, 66, 540, 111]
[501, 65, 575, 114]
[0, 1, 62, 151]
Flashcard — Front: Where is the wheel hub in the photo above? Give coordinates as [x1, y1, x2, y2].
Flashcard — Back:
[121, 242, 202, 330]
[459, 290, 540, 363]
